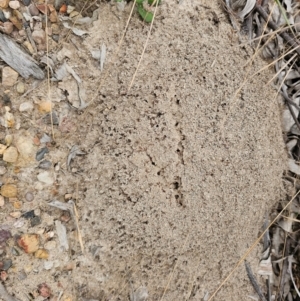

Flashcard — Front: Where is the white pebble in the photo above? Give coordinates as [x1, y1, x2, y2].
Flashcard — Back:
[19, 102, 33, 112]
[44, 240, 56, 250]
[44, 261, 54, 270]
[37, 171, 54, 185]
[8, 0, 20, 9]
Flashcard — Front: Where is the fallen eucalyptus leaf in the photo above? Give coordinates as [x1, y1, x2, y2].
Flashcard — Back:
[237, 0, 256, 19]
[62, 22, 88, 36]
[288, 158, 300, 175]
[67, 145, 86, 169]
[55, 220, 69, 251]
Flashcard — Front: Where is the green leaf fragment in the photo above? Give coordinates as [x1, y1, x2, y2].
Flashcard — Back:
[137, 5, 153, 23]
[148, 0, 161, 5]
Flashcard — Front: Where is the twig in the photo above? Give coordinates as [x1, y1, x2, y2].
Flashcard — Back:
[0, 282, 20, 301]
[245, 261, 267, 301]
[255, 5, 300, 56]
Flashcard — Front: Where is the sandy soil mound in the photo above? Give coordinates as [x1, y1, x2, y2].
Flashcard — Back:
[0, 0, 287, 300]
[70, 1, 287, 299]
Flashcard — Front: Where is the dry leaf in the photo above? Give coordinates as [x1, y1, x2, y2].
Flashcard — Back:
[237, 0, 256, 19]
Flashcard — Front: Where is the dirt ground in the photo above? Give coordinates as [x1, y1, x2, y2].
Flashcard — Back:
[0, 0, 289, 300]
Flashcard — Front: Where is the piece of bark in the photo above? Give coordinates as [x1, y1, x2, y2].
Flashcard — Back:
[0, 33, 44, 79]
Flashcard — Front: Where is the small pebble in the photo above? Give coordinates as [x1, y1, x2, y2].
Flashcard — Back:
[43, 111, 59, 125]
[8, 1, 20, 9]
[44, 240, 56, 250]
[2, 66, 18, 87]
[49, 10, 57, 23]
[22, 12, 30, 21]
[37, 171, 54, 185]
[3, 146, 18, 163]
[2, 8, 11, 19]
[63, 262, 74, 271]
[25, 192, 34, 202]
[64, 194, 72, 200]
[31, 216, 41, 227]
[0, 8, 7, 22]
[4, 107, 14, 128]
[36, 3, 47, 14]
[35, 249, 49, 259]
[0, 229, 11, 243]
[38, 160, 52, 170]
[2, 259, 12, 271]
[34, 182, 43, 191]
[1, 184, 17, 198]
[0, 271, 7, 281]
[34, 208, 41, 216]
[33, 136, 40, 146]
[22, 0, 31, 6]
[0, 0, 9, 9]
[67, 5, 75, 14]
[54, 163, 60, 172]
[0, 21, 13, 34]
[36, 229, 45, 235]
[38, 101, 53, 114]
[13, 219, 25, 228]
[17, 234, 39, 253]
[10, 211, 21, 219]
[36, 147, 49, 161]
[0, 196, 4, 207]
[19, 101, 33, 112]
[0, 166, 6, 175]
[9, 197, 18, 203]
[52, 34, 59, 43]
[18, 29, 25, 36]
[69, 11, 80, 18]
[16, 82, 25, 94]
[60, 211, 71, 223]
[39, 134, 51, 144]
[28, 3, 38, 16]
[23, 265, 32, 273]
[23, 41, 34, 54]
[23, 210, 35, 219]
[43, 231, 54, 239]
[38, 283, 51, 298]
[32, 29, 46, 45]
[11, 247, 20, 256]
[0, 144, 7, 155]
[43, 261, 53, 270]
[13, 201, 22, 209]
[5, 134, 12, 146]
